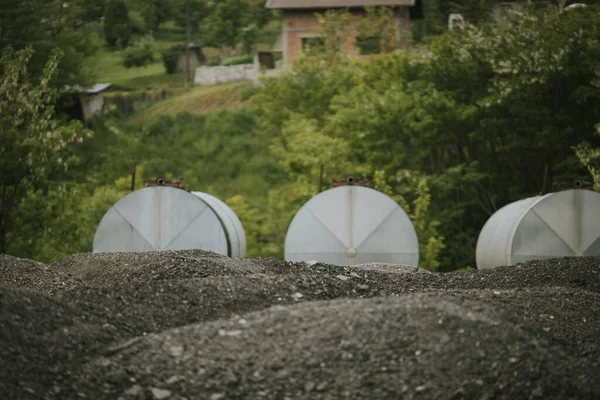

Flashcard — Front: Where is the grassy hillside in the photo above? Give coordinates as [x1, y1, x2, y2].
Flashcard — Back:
[125, 82, 255, 122]
[84, 21, 222, 91]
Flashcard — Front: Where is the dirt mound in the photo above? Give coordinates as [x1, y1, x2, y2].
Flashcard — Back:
[0, 287, 117, 399]
[76, 294, 600, 400]
[0, 254, 80, 295]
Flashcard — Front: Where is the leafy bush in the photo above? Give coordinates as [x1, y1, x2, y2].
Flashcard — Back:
[161, 47, 179, 74]
[122, 34, 156, 70]
[221, 54, 254, 66]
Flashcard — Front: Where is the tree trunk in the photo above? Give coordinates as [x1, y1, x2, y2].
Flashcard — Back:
[184, 0, 190, 88]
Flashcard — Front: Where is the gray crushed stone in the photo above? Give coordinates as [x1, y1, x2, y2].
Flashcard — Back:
[1, 250, 599, 399]
[0, 287, 117, 399]
[0, 254, 81, 295]
[77, 294, 600, 400]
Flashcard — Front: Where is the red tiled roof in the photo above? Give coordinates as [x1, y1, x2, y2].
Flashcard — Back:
[266, 0, 414, 9]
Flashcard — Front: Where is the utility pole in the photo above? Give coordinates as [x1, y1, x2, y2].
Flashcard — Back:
[184, 0, 190, 87]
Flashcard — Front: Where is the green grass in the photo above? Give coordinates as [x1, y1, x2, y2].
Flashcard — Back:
[86, 50, 168, 87]
[84, 20, 189, 90]
[126, 81, 254, 122]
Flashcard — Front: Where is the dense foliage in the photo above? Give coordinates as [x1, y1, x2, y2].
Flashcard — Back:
[103, 0, 132, 48]
[0, 46, 91, 254]
[122, 34, 156, 71]
[0, 0, 98, 87]
[249, 3, 600, 270]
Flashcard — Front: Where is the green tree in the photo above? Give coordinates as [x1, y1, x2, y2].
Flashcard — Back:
[172, 0, 209, 36]
[122, 34, 156, 74]
[250, 3, 600, 270]
[138, 0, 172, 31]
[373, 171, 445, 271]
[355, 6, 402, 54]
[103, 0, 132, 47]
[202, 0, 275, 51]
[77, 0, 108, 23]
[0, 46, 92, 254]
[203, 0, 246, 49]
[0, 0, 98, 88]
[574, 124, 600, 190]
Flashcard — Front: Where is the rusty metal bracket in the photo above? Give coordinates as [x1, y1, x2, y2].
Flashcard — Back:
[145, 176, 189, 191]
[332, 176, 370, 187]
[552, 180, 591, 191]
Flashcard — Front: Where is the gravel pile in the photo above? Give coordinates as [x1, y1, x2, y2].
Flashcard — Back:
[0, 254, 80, 295]
[77, 294, 600, 400]
[435, 257, 600, 294]
[0, 287, 117, 399]
[51, 251, 430, 287]
[1, 250, 599, 399]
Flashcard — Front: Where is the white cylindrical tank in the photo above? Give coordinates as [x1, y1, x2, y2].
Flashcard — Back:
[191, 191, 246, 258]
[93, 186, 246, 258]
[476, 189, 600, 269]
[284, 184, 419, 266]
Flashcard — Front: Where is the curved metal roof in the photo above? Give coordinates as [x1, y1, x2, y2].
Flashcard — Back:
[476, 189, 600, 269]
[284, 185, 419, 266]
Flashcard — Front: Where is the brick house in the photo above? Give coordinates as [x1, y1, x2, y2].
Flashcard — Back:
[265, 0, 416, 66]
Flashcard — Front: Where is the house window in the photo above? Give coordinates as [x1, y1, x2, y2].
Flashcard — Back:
[301, 36, 325, 53]
[356, 35, 381, 55]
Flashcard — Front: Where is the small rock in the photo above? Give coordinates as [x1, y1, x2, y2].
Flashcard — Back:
[509, 357, 518, 363]
[168, 345, 184, 357]
[316, 381, 328, 392]
[165, 375, 182, 384]
[292, 292, 304, 300]
[336, 274, 350, 281]
[218, 329, 242, 337]
[304, 381, 316, 392]
[357, 284, 369, 291]
[150, 387, 172, 399]
[349, 272, 361, 278]
[210, 394, 225, 400]
[416, 385, 427, 392]
[124, 385, 143, 396]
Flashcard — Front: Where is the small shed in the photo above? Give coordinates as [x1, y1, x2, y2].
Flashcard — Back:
[61, 83, 112, 122]
[169, 43, 206, 73]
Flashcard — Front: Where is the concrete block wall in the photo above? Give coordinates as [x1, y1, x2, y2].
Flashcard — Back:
[194, 64, 257, 86]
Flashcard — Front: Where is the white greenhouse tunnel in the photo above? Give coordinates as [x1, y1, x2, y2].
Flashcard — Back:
[284, 183, 420, 266]
[476, 189, 600, 269]
[93, 186, 246, 258]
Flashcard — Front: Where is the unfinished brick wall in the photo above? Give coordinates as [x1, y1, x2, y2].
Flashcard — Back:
[282, 7, 410, 65]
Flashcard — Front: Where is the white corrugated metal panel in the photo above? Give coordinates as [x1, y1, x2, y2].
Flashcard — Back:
[191, 192, 247, 258]
[93, 187, 228, 255]
[475, 189, 600, 269]
[284, 185, 419, 266]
